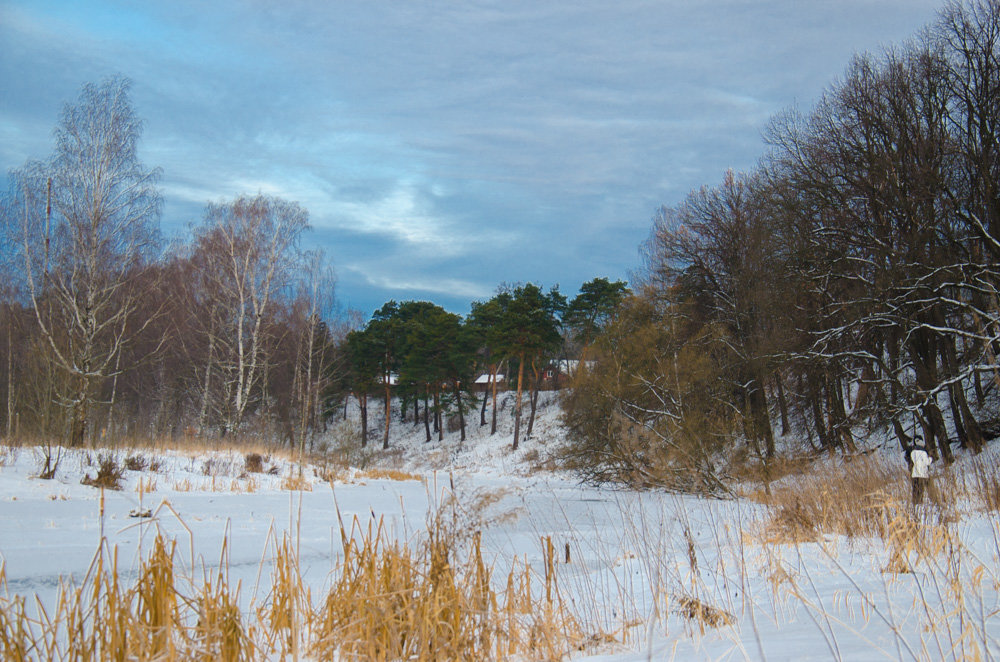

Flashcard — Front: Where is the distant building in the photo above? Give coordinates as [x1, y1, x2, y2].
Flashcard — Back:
[541, 359, 595, 390]
[473, 372, 506, 392]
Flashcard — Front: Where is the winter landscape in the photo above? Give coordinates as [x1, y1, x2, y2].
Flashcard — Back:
[3, 0, 1000, 659]
[2, 391, 999, 660]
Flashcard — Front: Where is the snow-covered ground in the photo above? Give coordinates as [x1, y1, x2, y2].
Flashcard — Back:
[1, 391, 998, 660]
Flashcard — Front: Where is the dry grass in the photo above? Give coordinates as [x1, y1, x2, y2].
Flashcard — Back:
[81, 453, 126, 491]
[280, 470, 313, 491]
[673, 595, 734, 629]
[970, 458, 1000, 512]
[752, 454, 930, 542]
[124, 454, 149, 471]
[135, 476, 157, 494]
[356, 467, 424, 482]
[0, 502, 590, 661]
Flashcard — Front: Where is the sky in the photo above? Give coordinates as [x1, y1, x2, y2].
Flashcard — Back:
[0, 0, 944, 317]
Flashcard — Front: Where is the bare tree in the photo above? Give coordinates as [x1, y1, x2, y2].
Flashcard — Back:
[191, 193, 308, 434]
[7, 76, 161, 446]
[291, 250, 336, 453]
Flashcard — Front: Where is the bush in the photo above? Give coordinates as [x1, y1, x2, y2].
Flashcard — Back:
[81, 453, 126, 490]
[559, 296, 736, 494]
[244, 452, 264, 473]
[124, 454, 148, 471]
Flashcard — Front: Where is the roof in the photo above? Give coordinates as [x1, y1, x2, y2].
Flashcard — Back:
[474, 373, 505, 384]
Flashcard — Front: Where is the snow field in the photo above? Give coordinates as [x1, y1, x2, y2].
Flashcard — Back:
[0, 394, 998, 660]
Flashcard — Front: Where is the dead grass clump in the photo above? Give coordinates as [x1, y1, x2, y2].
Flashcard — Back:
[765, 499, 819, 543]
[755, 455, 914, 541]
[357, 468, 424, 482]
[81, 453, 126, 491]
[281, 471, 313, 491]
[313, 512, 583, 661]
[135, 477, 157, 494]
[196, 571, 251, 661]
[674, 595, 734, 629]
[734, 452, 818, 486]
[124, 454, 148, 471]
[244, 452, 265, 474]
[523, 448, 562, 475]
[882, 510, 955, 575]
[971, 459, 1000, 512]
[0, 534, 255, 660]
[0, 503, 591, 661]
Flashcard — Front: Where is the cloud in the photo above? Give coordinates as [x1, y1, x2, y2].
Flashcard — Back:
[1, 0, 945, 314]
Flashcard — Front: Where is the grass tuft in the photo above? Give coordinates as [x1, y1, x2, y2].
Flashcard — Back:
[81, 453, 126, 491]
[0, 498, 591, 661]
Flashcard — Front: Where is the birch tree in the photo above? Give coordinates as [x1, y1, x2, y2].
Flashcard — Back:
[191, 194, 308, 433]
[6, 76, 161, 446]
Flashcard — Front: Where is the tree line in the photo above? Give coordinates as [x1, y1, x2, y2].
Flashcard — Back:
[562, 0, 1000, 490]
[0, 78, 629, 450]
[340, 279, 628, 450]
[0, 77, 339, 448]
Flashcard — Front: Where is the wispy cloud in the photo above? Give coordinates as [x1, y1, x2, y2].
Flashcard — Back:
[1, 0, 944, 314]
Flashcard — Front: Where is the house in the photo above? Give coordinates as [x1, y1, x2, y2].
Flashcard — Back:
[473, 372, 506, 393]
[540, 359, 595, 389]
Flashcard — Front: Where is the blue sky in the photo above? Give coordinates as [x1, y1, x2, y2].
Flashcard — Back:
[0, 0, 942, 317]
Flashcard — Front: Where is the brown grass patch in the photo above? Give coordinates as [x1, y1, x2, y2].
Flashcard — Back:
[753, 455, 916, 542]
[81, 453, 126, 491]
[673, 595, 734, 629]
[357, 468, 424, 482]
[124, 454, 148, 471]
[0, 506, 591, 661]
[281, 470, 313, 491]
[244, 452, 265, 474]
[971, 459, 1000, 512]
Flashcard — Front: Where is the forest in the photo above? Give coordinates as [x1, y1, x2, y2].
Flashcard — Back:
[561, 0, 1000, 489]
[0, 85, 626, 459]
[1, 0, 998, 494]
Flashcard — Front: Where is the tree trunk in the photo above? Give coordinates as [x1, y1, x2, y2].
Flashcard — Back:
[453, 380, 466, 442]
[490, 363, 500, 435]
[479, 383, 488, 426]
[423, 387, 431, 442]
[907, 329, 954, 463]
[198, 319, 216, 434]
[512, 354, 525, 450]
[69, 386, 89, 448]
[359, 393, 368, 447]
[808, 371, 831, 451]
[922, 402, 954, 464]
[828, 375, 856, 452]
[526, 360, 542, 439]
[746, 374, 774, 458]
[891, 417, 913, 451]
[940, 332, 984, 453]
[435, 386, 443, 442]
[774, 373, 790, 437]
[7, 326, 14, 438]
[382, 377, 391, 450]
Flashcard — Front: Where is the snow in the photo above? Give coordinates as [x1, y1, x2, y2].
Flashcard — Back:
[1, 391, 998, 660]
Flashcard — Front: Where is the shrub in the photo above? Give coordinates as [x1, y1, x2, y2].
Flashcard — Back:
[244, 452, 264, 474]
[124, 455, 148, 471]
[81, 453, 126, 491]
[36, 445, 62, 480]
[559, 297, 736, 495]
